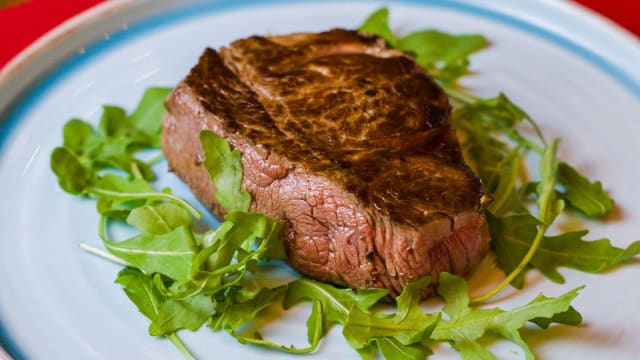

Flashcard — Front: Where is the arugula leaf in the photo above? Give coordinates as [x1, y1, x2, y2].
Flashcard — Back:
[99, 105, 128, 136]
[62, 119, 102, 157]
[104, 225, 197, 281]
[97, 87, 171, 152]
[94, 173, 155, 193]
[536, 139, 564, 224]
[207, 286, 313, 353]
[149, 294, 216, 335]
[200, 130, 251, 213]
[50, 147, 94, 194]
[93, 113, 155, 180]
[189, 224, 234, 278]
[127, 87, 173, 147]
[127, 203, 193, 234]
[557, 162, 614, 217]
[358, 7, 486, 84]
[304, 300, 325, 351]
[358, 7, 396, 47]
[284, 278, 388, 351]
[285, 277, 440, 359]
[222, 298, 323, 354]
[473, 141, 563, 301]
[91, 174, 200, 219]
[210, 286, 287, 333]
[115, 268, 196, 359]
[373, 337, 429, 360]
[451, 93, 542, 156]
[398, 30, 486, 84]
[488, 213, 539, 289]
[51, 87, 199, 220]
[483, 148, 526, 217]
[51, 87, 171, 184]
[530, 306, 583, 329]
[534, 233, 640, 282]
[224, 211, 285, 260]
[195, 211, 283, 279]
[284, 278, 388, 328]
[449, 94, 543, 217]
[145, 211, 283, 300]
[432, 273, 583, 360]
[109, 210, 289, 355]
[343, 277, 439, 351]
[489, 212, 640, 285]
[115, 267, 165, 320]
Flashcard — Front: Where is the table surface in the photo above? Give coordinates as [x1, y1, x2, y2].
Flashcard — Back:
[0, 0, 639, 70]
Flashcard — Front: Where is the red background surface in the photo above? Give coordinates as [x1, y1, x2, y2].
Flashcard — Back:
[0, 0, 639, 69]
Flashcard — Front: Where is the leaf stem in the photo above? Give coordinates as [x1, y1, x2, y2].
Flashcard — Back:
[237, 335, 318, 354]
[443, 86, 478, 105]
[98, 215, 108, 242]
[472, 141, 561, 304]
[167, 332, 197, 360]
[523, 114, 547, 147]
[444, 86, 547, 147]
[131, 162, 144, 180]
[146, 151, 165, 166]
[470, 223, 548, 304]
[87, 187, 202, 219]
[485, 146, 522, 216]
[79, 242, 133, 267]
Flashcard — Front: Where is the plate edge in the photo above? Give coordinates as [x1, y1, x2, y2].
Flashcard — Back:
[0, 0, 180, 118]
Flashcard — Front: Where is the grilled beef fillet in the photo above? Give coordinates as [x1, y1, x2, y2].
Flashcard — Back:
[162, 29, 490, 297]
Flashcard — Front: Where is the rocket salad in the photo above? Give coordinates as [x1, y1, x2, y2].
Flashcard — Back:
[49, 8, 639, 360]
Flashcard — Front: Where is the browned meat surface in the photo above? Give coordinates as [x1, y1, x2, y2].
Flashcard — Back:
[162, 29, 490, 297]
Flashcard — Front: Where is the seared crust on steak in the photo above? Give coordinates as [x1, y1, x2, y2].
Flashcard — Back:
[162, 29, 490, 297]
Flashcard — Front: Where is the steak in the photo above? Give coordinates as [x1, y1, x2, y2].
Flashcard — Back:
[162, 29, 490, 297]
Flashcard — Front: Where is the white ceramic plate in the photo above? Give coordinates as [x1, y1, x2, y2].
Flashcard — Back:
[1, 1, 639, 359]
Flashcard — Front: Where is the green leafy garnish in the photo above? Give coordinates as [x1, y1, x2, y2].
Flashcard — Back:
[397, 31, 486, 84]
[199, 130, 251, 213]
[104, 226, 197, 281]
[126, 203, 193, 234]
[284, 278, 390, 352]
[115, 267, 196, 360]
[209, 285, 287, 334]
[283, 277, 438, 357]
[432, 273, 583, 359]
[283, 274, 581, 359]
[358, 7, 397, 47]
[342, 277, 439, 355]
[47, 7, 640, 360]
[50, 87, 199, 218]
[557, 162, 614, 217]
[53, 87, 171, 183]
[359, 7, 487, 84]
[490, 212, 640, 286]
[359, 7, 636, 300]
[51, 90, 292, 358]
[530, 305, 583, 329]
[471, 140, 565, 301]
[149, 294, 216, 335]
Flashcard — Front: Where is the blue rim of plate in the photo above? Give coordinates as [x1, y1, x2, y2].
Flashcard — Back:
[2, 0, 640, 149]
[1, 0, 639, 358]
